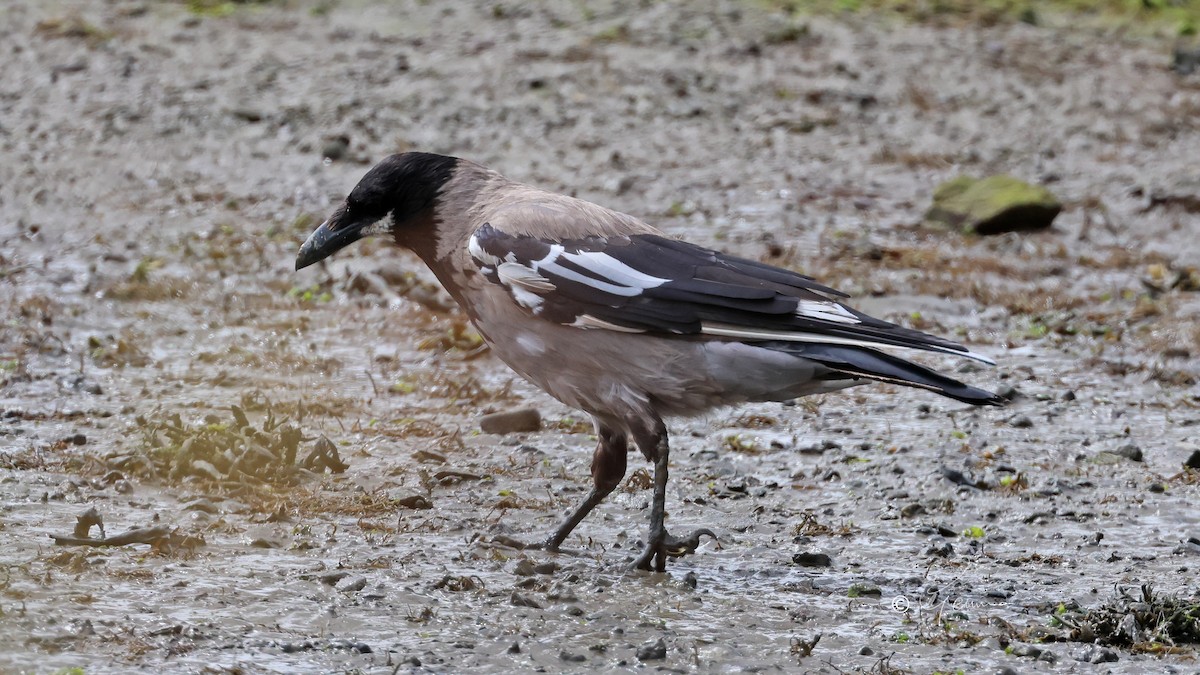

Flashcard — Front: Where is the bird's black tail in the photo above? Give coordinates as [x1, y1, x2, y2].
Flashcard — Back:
[763, 342, 1005, 406]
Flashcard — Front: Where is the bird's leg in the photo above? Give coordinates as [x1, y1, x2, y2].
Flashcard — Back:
[630, 418, 717, 572]
[541, 423, 627, 551]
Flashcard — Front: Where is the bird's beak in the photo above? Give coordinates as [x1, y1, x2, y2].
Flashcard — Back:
[295, 214, 375, 271]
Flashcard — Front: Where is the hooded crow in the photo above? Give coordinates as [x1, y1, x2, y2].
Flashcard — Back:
[297, 152, 1002, 571]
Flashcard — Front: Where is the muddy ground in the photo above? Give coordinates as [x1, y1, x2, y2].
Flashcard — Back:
[2, 0, 1200, 672]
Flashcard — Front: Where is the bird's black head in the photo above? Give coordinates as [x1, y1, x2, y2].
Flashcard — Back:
[296, 152, 458, 270]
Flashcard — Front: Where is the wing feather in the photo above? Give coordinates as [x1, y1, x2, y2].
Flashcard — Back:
[467, 223, 993, 364]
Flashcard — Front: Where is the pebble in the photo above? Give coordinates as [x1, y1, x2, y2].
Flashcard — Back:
[321, 135, 350, 161]
[559, 650, 586, 662]
[926, 542, 953, 557]
[1009, 643, 1041, 658]
[1072, 645, 1118, 663]
[335, 576, 367, 593]
[1113, 443, 1143, 462]
[1008, 414, 1033, 429]
[510, 592, 542, 609]
[995, 384, 1021, 401]
[480, 407, 542, 434]
[1183, 446, 1200, 470]
[792, 552, 833, 567]
[636, 638, 667, 661]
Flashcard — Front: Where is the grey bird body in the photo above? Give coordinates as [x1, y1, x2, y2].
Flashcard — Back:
[297, 152, 1001, 570]
[414, 161, 853, 424]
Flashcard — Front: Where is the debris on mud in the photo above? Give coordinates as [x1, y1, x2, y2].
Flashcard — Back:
[49, 506, 203, 552]
[1058, 585, 1200, 653]
[925, 174, 1062, 235]
[114, 406, 334, 488]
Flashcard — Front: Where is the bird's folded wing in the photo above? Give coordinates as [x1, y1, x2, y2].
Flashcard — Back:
[467, 223, 993, 364]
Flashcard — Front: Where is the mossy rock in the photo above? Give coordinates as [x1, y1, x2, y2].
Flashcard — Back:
[925, 174, 1061, 235]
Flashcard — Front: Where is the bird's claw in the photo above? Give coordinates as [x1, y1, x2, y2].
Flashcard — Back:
[633, 527, 718, 571]
[663, 528, 718, 557]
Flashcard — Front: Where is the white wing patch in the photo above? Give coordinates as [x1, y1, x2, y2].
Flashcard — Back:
[796, 300, 861, 325]
[536, 251, 669, 298]
[560, 251, 669, 289]
[467, 233, 501, 266]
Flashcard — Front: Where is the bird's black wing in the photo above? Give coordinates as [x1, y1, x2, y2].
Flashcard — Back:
[468, 223, 993, 363]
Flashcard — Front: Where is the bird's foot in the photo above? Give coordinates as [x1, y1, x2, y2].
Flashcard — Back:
[490, 534, 542, 551]
[632, 527, 718, 572]
[490, 534, 594, 558]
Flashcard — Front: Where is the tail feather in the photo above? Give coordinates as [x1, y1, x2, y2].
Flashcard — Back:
[764, 341, 1004, 406]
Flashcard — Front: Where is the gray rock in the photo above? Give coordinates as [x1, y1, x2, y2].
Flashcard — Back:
[1072, 645, 1118, 664]
[335, 575, 367, 593]
[636, 638, 667, 661]
[1114, 443, 1143, 462]
[792, 552, 833, 567]
[1009, 414, 1034, 429]
[925, 174, 1061, 235]
[1181, 444, 1200, 469]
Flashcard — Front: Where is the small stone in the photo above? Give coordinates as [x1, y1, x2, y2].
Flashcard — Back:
[1009, 414, 1034, 429]
[352, 642, 372, 654]
[1183, 447, 1200, 470]
[510, 592, 542, 608]
[507, 641, 520, 654]
[1010, 643, 1041, 658]
[559, 650, 586, 662]
[230, 107, 264, 122]
[69, 433, 87, 445]
[683, 571, 698, 589]
[1174, 45, 1200, 75]
[1072, 645, 1118, 664]
[1113, 444, 1143, 462]
[321, 135, 350, 161]
[985, 588, 1012, 599]
[388, 491, 433, 509]
[636, 638, 667, 661]
[995, 384, 1021, 401]
[792, 552, 833, 567]
[900, 503, 926, 518]
[925, 174, 1061, 235]
[859, 645, 874, 656]
[513, 559, 537, 576]
[480, 407, 542, 434]
[319, 571, 350, 586]
[1062, 390, 1076, 401]
[926, 542, 953, 557]
[335, 576, 367, 593]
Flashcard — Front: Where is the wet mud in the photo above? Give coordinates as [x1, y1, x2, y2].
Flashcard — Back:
[2, 0, 1199, 672]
